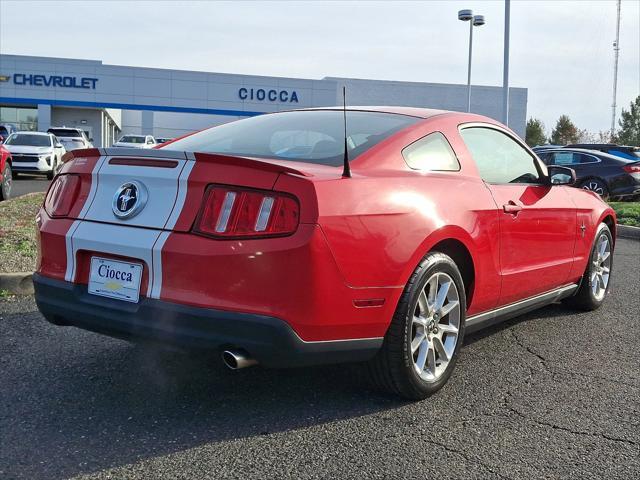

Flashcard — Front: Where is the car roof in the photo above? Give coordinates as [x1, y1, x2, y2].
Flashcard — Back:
[12, 131, 50, 136]
[48, 126, 84, 132]
[567, 143, 638, 149]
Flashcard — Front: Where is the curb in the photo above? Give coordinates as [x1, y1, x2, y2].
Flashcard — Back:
[0, 272, 34, 295]
[617, 224, 640, 240]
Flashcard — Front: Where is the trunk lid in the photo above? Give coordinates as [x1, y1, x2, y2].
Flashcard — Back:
[64, 148, 314, 231]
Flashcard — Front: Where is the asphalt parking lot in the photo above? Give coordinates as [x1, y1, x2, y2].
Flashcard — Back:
[9, 174, 50, 198]
[1, 238, 638, 480]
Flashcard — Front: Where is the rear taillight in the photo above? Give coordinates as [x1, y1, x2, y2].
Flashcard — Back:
[44, 174, 80, 218]
[622, 164, 640, 175]
[194, 185, 299, 238]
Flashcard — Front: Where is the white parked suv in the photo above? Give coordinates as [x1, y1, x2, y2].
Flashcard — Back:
[112, 134, 157, 149]
[47, 127, 93, 152]
[3, 132, 66, 180]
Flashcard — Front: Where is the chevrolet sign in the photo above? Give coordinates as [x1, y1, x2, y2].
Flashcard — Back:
[2, 73, 98, 89]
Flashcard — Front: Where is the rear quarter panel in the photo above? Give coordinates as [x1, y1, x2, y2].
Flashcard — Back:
[314, 114, 502, 316]
[566, 188, 617, 281]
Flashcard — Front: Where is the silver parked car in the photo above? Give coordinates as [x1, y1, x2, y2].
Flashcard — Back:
[112, 134, 157, 149]
[47, 127, 93, 151]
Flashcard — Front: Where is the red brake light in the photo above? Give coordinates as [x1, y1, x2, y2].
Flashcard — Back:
[622, 164, 640, 174]
[44, 174, 80, 218]
[194, 185, 300, 238]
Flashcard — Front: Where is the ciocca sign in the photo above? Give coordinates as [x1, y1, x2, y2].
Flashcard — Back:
[238, 87, 298, 103]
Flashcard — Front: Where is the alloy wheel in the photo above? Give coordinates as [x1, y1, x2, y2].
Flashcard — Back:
[582, 181, 606, 197]
[2, 165, 12, 197]
[590, 233, 611, 301]
[411, 272, 461, 382]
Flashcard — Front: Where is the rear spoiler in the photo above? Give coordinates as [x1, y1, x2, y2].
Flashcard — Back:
[193, 152, 310, 177]
[61, 148, 309, 177]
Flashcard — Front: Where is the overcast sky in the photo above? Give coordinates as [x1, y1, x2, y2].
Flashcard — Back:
[1, 0, 638, 134]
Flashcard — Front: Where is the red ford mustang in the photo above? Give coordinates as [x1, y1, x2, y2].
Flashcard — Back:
[34, 107, 615, 399]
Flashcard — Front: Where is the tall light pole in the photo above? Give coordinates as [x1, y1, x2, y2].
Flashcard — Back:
[458, 9, 485, 113]
[502, 0, 510, 126]
[611, 0, 622, 139]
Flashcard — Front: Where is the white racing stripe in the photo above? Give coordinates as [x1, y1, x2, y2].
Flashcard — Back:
[65, 154, 109, 282]
[149, 231, 171, 299]
[149, 157, 195, 298]
[70, 222, 161, 297]
[64, 153, 196, 300]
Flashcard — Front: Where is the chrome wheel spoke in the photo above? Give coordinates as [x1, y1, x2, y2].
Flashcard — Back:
[598, 273, 606, 290]
[426, 275, 438, 308]
[435, 280, 451, 311]
[440, 300, 459, 318]
[598, 239, 607, 257]
[415, 340, 429, 372]
[438, 323, 459, 334]
[411, 330, 426, 354]
[600, 251, 610, 263]
[432, 336, 449, 362]
[417, 291, 429, 316]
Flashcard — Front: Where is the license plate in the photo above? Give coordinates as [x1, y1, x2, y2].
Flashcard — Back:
[88, 257, 143, 303]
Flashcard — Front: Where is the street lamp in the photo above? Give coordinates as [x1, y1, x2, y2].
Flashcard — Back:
[458, 9, 485, 113]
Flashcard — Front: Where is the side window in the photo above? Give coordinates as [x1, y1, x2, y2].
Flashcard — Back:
[536, 152, 551, 165]
[402, 132, 460, 171]
[550, 152, 577, 165]
[575, 153, 598, 164]
[460, 127, 540, 184]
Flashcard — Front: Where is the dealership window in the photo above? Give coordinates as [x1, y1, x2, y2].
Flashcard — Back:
[0, 106, 38, 132]
[460, 127, 540, 184]
[402, 132, 460, 171]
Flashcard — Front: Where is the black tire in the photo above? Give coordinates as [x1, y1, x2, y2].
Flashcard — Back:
[46, 159, 56, 180]
[563, 223, 613, 311]
[366, 252, 466, 400]
[0, 163, 12, 201]
[579, 178, 609, 199]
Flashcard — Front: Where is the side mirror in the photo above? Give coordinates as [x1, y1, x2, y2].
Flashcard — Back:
[55, 142, 63, 148]
[548, 165, 576, 186]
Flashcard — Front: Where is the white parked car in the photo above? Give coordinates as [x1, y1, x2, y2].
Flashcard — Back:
[112, 135, 157, 149]
[3, 132, 66, 180]
[47, 127, 93, 152]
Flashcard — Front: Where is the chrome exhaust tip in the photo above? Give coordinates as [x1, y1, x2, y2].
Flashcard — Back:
[222, 349, 258, 370]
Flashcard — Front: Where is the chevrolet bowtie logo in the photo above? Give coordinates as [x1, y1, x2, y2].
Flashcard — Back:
[0, 75, 10, 82]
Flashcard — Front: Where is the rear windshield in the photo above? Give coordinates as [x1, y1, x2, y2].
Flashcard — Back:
[163, 110, 421, 166]
[5, 134, 51, 147]
[119, 136, 146, 143]
[48, 129, 82, 138]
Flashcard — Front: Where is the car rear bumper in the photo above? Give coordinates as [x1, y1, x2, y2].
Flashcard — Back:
[33, 273, 382, 368]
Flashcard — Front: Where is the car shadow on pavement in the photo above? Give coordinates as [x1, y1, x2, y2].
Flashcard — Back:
[0, 301, 587, 479]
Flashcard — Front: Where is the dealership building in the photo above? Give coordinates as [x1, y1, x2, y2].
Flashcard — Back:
[0, 54, 527, 147]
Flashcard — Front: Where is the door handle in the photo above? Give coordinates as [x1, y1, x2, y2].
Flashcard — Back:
[503, 201, 523, 214]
